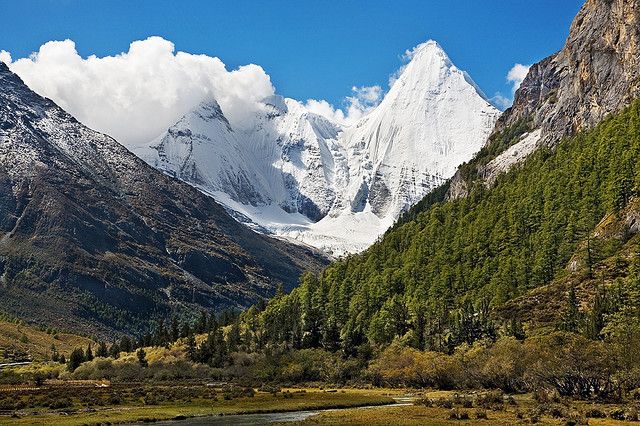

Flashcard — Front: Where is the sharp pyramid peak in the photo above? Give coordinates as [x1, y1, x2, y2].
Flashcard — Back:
[388, 39, 493, 106]
[405, 40, 453, 68]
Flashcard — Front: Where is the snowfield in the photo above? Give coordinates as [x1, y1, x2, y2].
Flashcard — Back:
[133, 41, 500, 255]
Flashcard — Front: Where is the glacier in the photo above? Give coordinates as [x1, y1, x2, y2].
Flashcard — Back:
[135, 40, 501, 255]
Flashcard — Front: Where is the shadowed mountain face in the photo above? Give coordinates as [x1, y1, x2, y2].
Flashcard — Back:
[0, 62, 327, 338]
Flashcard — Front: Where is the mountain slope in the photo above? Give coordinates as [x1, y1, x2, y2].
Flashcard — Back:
[449, 0, 640, 198]
[252, 95, 640, 354]
[243, 0, 640, 351]
[300, 41, 499, 252]
[140, 96, 347, 231]
[0, 63, 327, 338]
[141, 41, 499, 255]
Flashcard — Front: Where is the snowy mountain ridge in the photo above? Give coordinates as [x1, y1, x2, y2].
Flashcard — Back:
[0, 62, 327, 335]
[137, 40, 501, 255]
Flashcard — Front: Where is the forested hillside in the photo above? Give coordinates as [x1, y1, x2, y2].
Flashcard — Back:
[63, 101, 640, 398]
[242, 100, 640, 353]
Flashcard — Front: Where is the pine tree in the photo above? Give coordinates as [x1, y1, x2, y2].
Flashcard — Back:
[137, 347, 148, 367]
[171, 316, 180, 342]
[85, 344, 94, 362]
[227, 318, 242, 352]
[181, 322, 192, 339]
[196, 310, 209, 334]
[507, 317, 526, 341]
[49, 344, 59, 362]
[96, 341, 108, 358]
[119, 336, 133, 353]
[559, 286, 582, 333]
[186, 334, 197, 362]
[68, 348, 85, 372]
[108, 342, 120, 359]
[586, 283, 610, 340]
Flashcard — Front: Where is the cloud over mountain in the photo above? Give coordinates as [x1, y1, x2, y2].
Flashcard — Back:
[2, 37, 275, 146]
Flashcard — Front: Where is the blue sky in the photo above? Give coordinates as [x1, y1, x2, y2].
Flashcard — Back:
[1, 0, 583, 109]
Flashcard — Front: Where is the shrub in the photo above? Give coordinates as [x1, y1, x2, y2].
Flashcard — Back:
[476, 390, 504, 410]
[626, 406, 639, 421]
[367, 343, 461, 389]
[419, 398, 434, 407]
[471, 337, 528, 392]
[609, 408, 625, 420]
[474, 409, 488, 419]
[435, 398, 453, 409]
[524, 333, 615, 399]
[448, 409, 469, 420]
[584, 407, 606, 418]
[533, 388, 561, 404]
[48, 397, 72, 409]
[258, 384, 281, 394]
[564, 418, 587, 426]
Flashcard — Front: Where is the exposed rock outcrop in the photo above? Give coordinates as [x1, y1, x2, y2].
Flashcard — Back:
[448, 0, 640, 198]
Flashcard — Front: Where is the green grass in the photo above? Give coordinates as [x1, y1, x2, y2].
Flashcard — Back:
[0, 388, 394, 426]
[289, 391, 638, 425]
[0, 318, 93, 362]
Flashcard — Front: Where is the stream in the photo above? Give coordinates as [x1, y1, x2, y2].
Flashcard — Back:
[142, 398, 413, 426]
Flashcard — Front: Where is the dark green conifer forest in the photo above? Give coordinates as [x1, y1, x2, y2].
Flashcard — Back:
[51, 101, 640, 399]
[240, 100, 640, 354]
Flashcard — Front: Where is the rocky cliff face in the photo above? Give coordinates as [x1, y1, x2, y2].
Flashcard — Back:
[500, 0, 640, 144]
[0, 63, 326, 337]
[448, 0, 640, 198]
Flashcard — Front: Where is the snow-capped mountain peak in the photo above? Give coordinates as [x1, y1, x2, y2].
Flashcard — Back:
[135, 40, 501, 255]
[333, 39, 500, 221]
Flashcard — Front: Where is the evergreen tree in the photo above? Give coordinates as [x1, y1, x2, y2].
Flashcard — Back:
[181, 322, 192, 339]
[585, 283, 611, 340]
[171, 316, 180, 342]
[119, 336, 133, 353]
[96, 341, 108, 358]
[68, 348, 85, 372]
[85, 344, 94, 362]
[560, 287, 582, 333]
[50, 344, 59, 362]
[196, 310, 209, 334]
[507, 318, 526, 341]
[137, 347, 148, 367]
[186, 334, 197, 362]
[227, 318, 242, 352]
[108, 342, 120, 359]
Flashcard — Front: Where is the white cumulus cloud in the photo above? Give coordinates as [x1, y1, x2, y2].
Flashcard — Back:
[305, 85, 383, 126]
[507, 63, 531, 94]
[3, 37, 275, 146]
[490, 63, 533, 110]
[0, 50, 11, 65]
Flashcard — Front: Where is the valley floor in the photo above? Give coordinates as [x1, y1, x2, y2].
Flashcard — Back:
[0, 386, 395, 426]
[287, 391, 638, 425]
[2, 386, 639, 425]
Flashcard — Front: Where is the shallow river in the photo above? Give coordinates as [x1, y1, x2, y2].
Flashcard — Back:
[145, 400, 412, 426]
